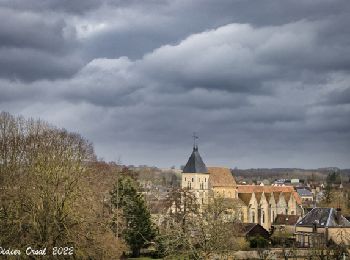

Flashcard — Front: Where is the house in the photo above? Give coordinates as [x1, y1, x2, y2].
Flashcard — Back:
[296, 188, 313, 203]
[295, 208, 350, 247]
[238, 223, 270, 240]
[272, 214, 301, 234]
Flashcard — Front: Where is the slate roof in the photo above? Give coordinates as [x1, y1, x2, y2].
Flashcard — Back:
[296, 208, 350, 228]
[296, 188, 313, 197]
[274, 214, 300, 225]
[183, 146, 208, 173]
[237, 223, 270, 239]
[208, 167, 236, 187]
[240, 223, 258, 234]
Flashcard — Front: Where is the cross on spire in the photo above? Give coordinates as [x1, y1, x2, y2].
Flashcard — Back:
[192, 132, 199, 150]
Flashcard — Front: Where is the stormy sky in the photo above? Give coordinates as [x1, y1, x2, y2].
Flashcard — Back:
[1, 0, 350, 169]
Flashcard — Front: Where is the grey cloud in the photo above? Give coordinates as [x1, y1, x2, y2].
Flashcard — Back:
[1, 0, 350, 168]
[0, 8, 82, 81]
[326, 88, 350, 105]
[80, 0, 350, 61]
[0, 8, 72, 53]
[0, 48, 82, 81]
[0, 0, 102, 14]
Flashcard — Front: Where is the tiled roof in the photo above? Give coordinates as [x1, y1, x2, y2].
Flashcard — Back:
[221, 197, 246, 208]
[255, 192, 262, 204]
[237, 185, 302, 205]
[183, 146, 208, 173]
[208, 167, 237, 187]
[296, 208, 350, 227]
[237, 185, 295, 193]
[284, 192, 291, 202]
[274, 214, 300, 225]
[238, 193, 253, 205]
[273, 192, 281, 203]
[293, 191, 302, 204]
[208, 167, 236, 187]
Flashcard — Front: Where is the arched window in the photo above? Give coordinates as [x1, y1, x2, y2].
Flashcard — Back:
[262, 212, 265, 223]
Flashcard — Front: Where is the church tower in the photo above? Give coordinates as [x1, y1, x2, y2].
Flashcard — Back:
[181, 143, 210, 205]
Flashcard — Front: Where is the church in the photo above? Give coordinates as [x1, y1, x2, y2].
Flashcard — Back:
[181, 145, 303, 231]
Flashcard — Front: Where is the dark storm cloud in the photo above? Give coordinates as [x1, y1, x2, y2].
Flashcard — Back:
[81, 0, 350, 60]
[0, 6, 81, 81]
[0, 0, 350, 168]
[326, 88, 350, 105]
[0, 0, 102, 14]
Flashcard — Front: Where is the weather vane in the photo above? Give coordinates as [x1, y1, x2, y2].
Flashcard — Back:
[192, 132, 199, 149]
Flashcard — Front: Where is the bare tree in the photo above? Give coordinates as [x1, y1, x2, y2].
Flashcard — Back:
[0, 112, 125, 258]
[159, 190, 241, 259]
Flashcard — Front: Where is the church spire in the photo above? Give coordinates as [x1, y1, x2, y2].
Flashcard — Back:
[193, 132, 199, 151]
[183, 133, 208, 173]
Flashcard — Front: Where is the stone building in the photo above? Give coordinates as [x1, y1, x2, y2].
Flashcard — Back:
[181, 145, 303, 230]
[295, 207, 350, 247]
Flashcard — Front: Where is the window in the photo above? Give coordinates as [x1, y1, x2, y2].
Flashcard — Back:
[192, 178, 194, 182]
[205, 178, 206, 182]
[185, 177, 186, 181]
[252, 214, 255, 223]
[262, 212, 265, 223]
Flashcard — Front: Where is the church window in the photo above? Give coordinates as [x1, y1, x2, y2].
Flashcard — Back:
[185, 177, 186, 181]
[262, 212, 265, 223]
[192, 178, 194, 182]
[205, 178, 206, 182]
[252, 214, 255, 223]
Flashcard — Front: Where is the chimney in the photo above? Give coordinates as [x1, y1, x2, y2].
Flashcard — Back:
[336, 208, 342, 223]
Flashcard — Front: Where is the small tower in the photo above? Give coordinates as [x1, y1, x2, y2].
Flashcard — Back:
[182, 134, 209, 205]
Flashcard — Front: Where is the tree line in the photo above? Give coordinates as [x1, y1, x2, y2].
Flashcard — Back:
[0, 111, 244, 259]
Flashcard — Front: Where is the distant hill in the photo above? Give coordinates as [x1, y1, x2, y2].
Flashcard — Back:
[232, 168, 350, 183]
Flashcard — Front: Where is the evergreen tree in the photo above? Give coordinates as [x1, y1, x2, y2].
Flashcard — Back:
[323, 184, 333, 204]
[111, 175, 156, 257]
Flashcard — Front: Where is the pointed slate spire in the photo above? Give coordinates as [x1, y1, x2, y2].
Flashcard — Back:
[183, 145, 208, 173]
